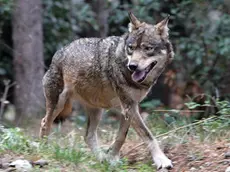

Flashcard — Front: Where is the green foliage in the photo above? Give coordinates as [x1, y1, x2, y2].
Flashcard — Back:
[0, 127, 33, 152]
[53, 145, 87, 163]
[0, 127, 88, 164]
[171, 1, 230, 96]
[140, 99, 162, 110]
[0, 0, 13, 77]
[185, 101, 201, 109]
[90, 160, 155, 172]
[185, 98, 230, 115]
[0, 0, 13, 31]
[216, 100, 230, 115]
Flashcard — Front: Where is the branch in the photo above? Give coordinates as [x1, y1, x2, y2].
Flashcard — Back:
[155, 115, 218, 138]
[0, 80, 16, 121]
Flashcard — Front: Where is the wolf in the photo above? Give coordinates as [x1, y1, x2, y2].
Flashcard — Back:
[39, 12, 174, 169]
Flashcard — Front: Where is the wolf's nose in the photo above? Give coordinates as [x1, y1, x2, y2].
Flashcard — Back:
[128, 63, 138, 71]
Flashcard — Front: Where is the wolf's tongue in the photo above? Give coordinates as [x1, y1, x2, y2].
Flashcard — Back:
[132, 70, 146, 82]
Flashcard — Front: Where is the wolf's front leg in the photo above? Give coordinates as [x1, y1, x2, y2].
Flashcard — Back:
[106, 102, 136, 164]
[131, 110, 173, 169]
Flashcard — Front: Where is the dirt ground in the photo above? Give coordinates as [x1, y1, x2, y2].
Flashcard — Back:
[121, 139, 230, 172]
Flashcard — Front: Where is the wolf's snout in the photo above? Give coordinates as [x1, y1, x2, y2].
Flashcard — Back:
[128, 63, 138, 72]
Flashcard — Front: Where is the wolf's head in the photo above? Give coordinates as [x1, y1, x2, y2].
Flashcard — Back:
[125, 12, 174, 84]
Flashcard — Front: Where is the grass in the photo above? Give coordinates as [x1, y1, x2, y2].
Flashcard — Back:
[1, 100, 230, 171]
[0, 126, 155, 172]
[145, 111, 230, 144]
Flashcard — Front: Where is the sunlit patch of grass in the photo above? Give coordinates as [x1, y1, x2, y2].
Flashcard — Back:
[52, 145, 88, 163]
[0, 128, 89, 166]
[87, 158, 155, 172]
[130, 161, 156, 172]
[0, 127, 34, 153]
[0, 127, 155, 172]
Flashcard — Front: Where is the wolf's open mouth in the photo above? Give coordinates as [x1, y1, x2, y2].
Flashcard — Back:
[132, 61, 157, 83]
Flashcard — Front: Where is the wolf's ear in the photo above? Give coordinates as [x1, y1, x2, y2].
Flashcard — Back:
[155, 15, 170, 38]
[128, 12, 141, 32]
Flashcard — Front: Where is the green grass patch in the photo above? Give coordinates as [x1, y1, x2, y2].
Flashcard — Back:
[0, 127, 155, 172]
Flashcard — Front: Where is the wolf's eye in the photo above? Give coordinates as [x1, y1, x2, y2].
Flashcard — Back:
[127, 44, 135, 55]
[144, 46, 154, 51]
[127, 44, 135, 51]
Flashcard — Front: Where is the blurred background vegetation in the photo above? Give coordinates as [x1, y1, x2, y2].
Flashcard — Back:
[0, 1, 230, 171]
[0, 0, 230, 125]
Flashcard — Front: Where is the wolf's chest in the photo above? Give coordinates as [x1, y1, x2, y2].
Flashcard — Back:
[126, 87, 149, 102]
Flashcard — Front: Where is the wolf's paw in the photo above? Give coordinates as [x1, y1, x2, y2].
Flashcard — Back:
[94, 149, 107, 162]
[94, 147, 121, 165]
[107, 154, 120, 166]
[103, 148, 121, 166]
[153, 154, 173, 170]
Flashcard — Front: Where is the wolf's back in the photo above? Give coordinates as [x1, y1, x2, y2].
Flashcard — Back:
[50, 36, 122, 71]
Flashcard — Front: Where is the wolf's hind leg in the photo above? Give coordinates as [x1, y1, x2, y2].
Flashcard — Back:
[40, 97, 56, 137]
[131, 111, 173, 169]
[40, 86, 72, 138]
[84, 107, 103, 152]
[40, 70, 60, 137]
[39, 69, 73, 138]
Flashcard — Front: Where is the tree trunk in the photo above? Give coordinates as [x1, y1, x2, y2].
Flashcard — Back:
[12, 0, 44, 121]
[86, 0, 109, 37]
